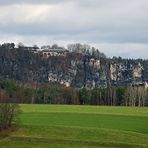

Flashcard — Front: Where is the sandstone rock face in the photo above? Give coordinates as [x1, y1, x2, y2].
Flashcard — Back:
[0, 45, 148, 88]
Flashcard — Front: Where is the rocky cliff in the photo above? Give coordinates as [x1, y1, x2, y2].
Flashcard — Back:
[0, 43, 148, 88]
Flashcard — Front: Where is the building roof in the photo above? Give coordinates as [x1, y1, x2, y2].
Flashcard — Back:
[42, 49, 69, 52]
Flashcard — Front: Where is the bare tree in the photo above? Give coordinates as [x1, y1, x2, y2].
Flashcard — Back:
[0, 99, 21, 130]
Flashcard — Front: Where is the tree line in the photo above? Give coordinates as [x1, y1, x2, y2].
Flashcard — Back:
[0, 80, 147, 106]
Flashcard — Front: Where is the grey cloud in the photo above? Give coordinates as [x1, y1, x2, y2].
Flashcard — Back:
[0, 20, 148, 44]
[0, 0, 148, 58]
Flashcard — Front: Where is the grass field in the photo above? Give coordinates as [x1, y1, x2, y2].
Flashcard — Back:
[0, 105, 148, 148]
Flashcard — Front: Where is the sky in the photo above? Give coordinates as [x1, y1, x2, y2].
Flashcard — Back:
[0, 0, 148, 59]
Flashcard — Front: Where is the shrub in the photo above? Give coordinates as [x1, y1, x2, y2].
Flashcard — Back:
[0, 103, 21, 130]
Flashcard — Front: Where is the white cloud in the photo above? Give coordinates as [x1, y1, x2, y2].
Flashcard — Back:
[0, 4, 51, 24]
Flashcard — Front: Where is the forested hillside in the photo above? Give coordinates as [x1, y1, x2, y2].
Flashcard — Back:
[0, 43, 148, 88]
[0, 43, 148, 106]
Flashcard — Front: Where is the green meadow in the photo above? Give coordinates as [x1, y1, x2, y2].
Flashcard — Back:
[0, 105, 148, 148]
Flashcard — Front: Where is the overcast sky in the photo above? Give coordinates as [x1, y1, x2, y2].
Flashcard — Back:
[0, 0, 148, 58]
